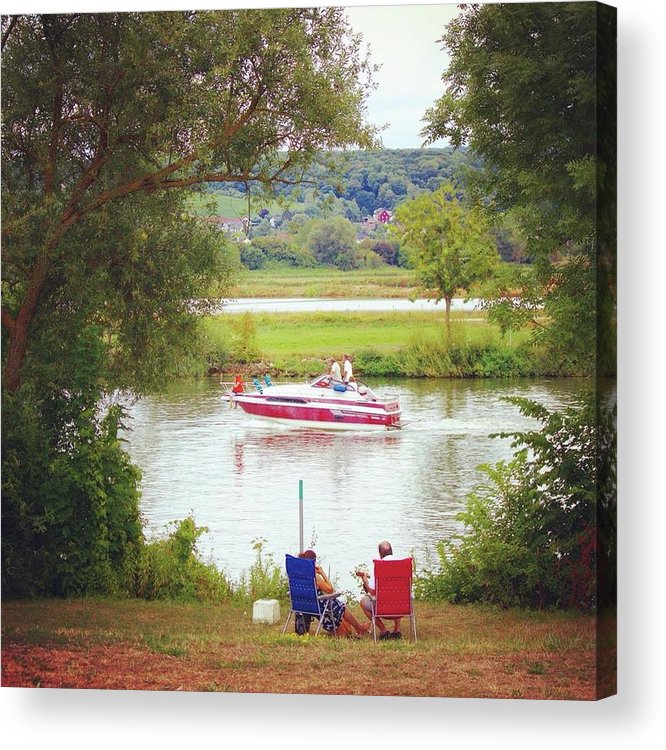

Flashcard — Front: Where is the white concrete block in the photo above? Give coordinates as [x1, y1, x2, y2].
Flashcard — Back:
[252, 599, 281, 625]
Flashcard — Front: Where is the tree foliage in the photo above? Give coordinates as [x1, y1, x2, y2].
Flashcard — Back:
[422, 3, 616, 374]
[215, 147, 474, 218]
[1, 9, 377, 393]
[391, 184, 499, 332]
[306, 215, 360, 270]
[1, 9, 377, 597]
[2, 330, 144, 597]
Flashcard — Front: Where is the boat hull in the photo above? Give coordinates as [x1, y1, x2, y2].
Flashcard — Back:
[237, 412, 399, 431]
[223, 374, 402, 431]
[231, 394, 401, 431]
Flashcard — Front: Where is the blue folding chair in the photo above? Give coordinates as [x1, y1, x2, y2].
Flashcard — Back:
[282, 554, 342, 636]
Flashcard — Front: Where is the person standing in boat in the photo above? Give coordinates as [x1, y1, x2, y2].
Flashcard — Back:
[343, 353, 354, 384]
[328, 357, 342, 381]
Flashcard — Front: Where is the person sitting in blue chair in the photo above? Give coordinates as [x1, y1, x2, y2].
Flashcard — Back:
[299, 550, 370, 637]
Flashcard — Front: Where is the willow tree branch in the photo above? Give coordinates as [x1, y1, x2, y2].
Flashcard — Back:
[1, 17, 18, 51]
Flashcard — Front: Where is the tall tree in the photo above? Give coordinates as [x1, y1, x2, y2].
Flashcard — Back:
[306, 215, 360, 270]
[422, 3, 616, 374]
[391, 184, 498, 335]
[1, 9, 376, 597]
[1, 9, 377, 393]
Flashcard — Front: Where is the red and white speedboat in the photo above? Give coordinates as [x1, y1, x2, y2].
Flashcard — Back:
[222, 374, 402, 431]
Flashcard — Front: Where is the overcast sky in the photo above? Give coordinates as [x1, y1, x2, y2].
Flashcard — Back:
[346, 3, 460, 148]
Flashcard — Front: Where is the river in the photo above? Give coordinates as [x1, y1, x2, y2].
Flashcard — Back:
[220, 297, 481, 314]
[123, 375, 586, 594]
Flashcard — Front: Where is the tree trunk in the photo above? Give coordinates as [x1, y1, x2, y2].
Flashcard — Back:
[445, 295, 452, 340]
[2, 252, 51, 393]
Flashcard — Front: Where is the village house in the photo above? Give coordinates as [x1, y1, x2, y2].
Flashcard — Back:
[205, 216, 248, 236]
[362, 207, 393, 230]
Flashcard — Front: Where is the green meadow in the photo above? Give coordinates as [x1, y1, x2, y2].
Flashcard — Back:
[202, 309, 539, 378]
[231, 266, 420, 299]
[188, 191, 283, 219]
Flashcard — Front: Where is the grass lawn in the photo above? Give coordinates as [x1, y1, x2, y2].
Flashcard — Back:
[202, 309, 530, 372]
[231, 266, 420, 299]
[188, 191, 283, 219]
[1, 598, 614, 699]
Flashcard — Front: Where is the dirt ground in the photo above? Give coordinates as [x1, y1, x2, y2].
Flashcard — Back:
[1, 598, 616, 700]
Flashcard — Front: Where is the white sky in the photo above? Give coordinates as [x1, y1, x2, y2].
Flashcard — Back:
[346, 3, 460, 148]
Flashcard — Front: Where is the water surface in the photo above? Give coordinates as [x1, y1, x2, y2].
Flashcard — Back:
[221, 297, 480, 314]
[124, 376, 585, 592]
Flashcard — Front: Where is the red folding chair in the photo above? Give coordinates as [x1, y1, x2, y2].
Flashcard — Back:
[371, 557, 417, 643]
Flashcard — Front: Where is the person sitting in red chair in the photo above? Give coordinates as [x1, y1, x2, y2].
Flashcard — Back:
[356, 540, 403, 640]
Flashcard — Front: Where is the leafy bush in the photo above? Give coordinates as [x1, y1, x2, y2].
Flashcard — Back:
[476, 345, 533, 377]
[370, 240, 401, 266]
[252, 235, 317, 268]
[306, 216, 360, 270]
[230, 312, 260, 363]
[239, 243, 266, 270]
[354, 348, 405, 377]
[402, 339, 535, 378]
[401, 338, 453, 377]
[130, 517, 233, 602]
[415, 395, 610, 611]
[234, 538, 289, 603]
[355, 245, 385, 269]
[2, 328, 144, 598]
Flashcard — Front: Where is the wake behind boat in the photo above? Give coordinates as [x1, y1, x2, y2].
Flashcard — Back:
[221, 373, 402, 431]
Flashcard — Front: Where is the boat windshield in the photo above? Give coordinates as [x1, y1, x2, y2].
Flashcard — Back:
[308, 374, 376, 400]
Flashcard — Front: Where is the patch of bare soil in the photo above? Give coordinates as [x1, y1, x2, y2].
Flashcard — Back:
[2, 640, 598, 700]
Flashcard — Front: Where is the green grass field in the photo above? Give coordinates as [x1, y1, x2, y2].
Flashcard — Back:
[232, 266, 420, 298]
[188, 191, 284, 219]
[250, 310, 499, 359]
[202, 308, 534, 377]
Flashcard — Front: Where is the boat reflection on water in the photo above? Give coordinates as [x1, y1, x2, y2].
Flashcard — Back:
[230, 428, 400, 477]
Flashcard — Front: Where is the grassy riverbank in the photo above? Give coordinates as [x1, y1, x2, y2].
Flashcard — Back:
[195, 266, 585, 379]
[201, 309, 559, 378]
[1, 597, 614, 699]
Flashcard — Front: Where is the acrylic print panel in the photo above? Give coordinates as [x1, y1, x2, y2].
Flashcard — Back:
[1, 1, 616, 701]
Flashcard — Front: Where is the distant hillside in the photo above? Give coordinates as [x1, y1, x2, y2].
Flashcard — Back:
[204, 148, 475, 221]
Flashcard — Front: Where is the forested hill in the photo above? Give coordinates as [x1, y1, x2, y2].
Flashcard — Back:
[209, 148, 476, 220]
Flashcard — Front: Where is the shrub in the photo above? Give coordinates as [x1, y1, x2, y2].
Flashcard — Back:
[234, 538, 289, 603]
[131, 517, 233, 602]
[371, 240, 400, 265]
[230, 312, 260, 363]
[2, 333, 144, 599]
[401, 338, 535, 378]
[239, 243, 266, 270]
[252, 235, 317, 268]
[415, 395, 609, 611]
[354, 348, 405, 377]
[306, 216, 360, 270]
